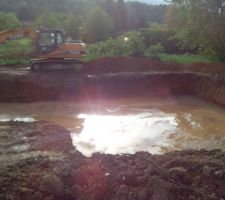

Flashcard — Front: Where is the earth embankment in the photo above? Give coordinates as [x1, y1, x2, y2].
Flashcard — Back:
[0, 57, 224, 106]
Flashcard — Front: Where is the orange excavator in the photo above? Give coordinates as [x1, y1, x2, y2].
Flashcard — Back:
[0, 27, 86, 71]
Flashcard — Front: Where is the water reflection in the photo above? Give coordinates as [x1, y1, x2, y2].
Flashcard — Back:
[0, 96, 224, 156]
[71, 112, 178, 156]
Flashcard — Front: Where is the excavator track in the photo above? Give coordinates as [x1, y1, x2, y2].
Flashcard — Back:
[31, 59, 86, 72]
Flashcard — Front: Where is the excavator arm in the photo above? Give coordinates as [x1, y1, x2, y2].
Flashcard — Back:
[0, 27, 36, 43]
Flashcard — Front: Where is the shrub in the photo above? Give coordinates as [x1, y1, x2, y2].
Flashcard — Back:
[86, 31, 145, 60]
[145, 43, 165, 60]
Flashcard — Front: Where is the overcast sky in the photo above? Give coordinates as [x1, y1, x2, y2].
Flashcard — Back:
[126, 0, 168, 5]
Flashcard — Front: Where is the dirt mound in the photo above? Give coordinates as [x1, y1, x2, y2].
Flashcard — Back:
[86, 56, 225, 74]
[0, 122, 224, 200]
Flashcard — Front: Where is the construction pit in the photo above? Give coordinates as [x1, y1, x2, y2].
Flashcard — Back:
[0, 57, 225, 200]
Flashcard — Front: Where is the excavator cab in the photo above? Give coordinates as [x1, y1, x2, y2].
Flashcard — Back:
[36, 29, 64, 55]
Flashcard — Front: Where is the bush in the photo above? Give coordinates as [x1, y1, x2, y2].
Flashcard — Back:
[86, 31, 145, 60]
[0, 12, 21, 31]
[0, 38, 34, 65]
[140, 24, 182, 54]
[145, 43, 165, 60]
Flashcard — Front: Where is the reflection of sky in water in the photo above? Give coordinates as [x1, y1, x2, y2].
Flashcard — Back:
[72, 112, 179, 156]
[0, 115, 35, 122]
[0, 96, 225, 157]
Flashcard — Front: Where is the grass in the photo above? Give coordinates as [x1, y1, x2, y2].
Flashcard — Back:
[0, 38, 34, 66]
[158, 53, 219, 64]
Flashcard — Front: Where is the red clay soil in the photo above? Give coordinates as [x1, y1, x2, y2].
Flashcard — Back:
[86, 56, 225, 74]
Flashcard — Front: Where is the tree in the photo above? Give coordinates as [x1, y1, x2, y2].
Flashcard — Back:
[0, 12, 21, 31]
[84, 6, 114, 42]
[34, 12, 60, 29]
[166, 0, 225, 59]
[115, 0, 128, 32]
[62, 14, 82, 40]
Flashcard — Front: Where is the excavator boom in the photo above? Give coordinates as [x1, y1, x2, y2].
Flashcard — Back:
[0, 28, 36, 43]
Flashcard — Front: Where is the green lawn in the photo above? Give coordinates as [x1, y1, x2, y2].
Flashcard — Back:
[0, 38, 34, 66]
[158, 53, 219, 64]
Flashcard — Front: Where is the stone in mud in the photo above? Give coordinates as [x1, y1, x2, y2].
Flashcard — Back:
[39, 174, 64, 196]
[214, 170, 224, 179]
[169, 167, 188, 182]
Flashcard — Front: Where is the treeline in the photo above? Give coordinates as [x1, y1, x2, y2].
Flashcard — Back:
[0, 0, 166, 42]
[88, 0, 225, 61]
[165, 0, 225, 60]
[1, 0, 224, 61]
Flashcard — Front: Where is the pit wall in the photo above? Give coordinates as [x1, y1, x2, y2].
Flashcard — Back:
[0, 57, 224, 107]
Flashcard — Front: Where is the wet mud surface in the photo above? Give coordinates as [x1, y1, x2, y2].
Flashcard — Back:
[0, 121, 225, 200]
[0, 57, 225, 199]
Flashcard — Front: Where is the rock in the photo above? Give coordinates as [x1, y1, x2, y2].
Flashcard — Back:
[169, 167, 188, 181]
[202, 166, 213, 177]
[214, 170, 224, 179]
[39, 174, 64, 196]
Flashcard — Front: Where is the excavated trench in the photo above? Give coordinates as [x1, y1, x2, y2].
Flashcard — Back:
[0, 57, 225, 200]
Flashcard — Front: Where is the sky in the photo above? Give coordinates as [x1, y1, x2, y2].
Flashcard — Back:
[126, 0, 169, 5]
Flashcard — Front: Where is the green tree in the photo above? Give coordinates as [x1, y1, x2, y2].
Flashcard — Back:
[0, 12, 21, 31]
[35, 12, 60, 29]
[61, 14, 82, 40]
[166, 0, 225, 59]
[84, 6, 114, 42]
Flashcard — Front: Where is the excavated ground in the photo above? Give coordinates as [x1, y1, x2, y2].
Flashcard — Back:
[0, 121, 225, 200]
[0, 57, 225, 200]
[0, 57, 225, 106]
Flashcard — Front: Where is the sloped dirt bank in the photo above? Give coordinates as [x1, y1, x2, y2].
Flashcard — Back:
[0, 121, 225, 200]
[0, 57, 225, 106]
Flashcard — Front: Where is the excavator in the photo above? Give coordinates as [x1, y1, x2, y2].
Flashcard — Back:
[0, 27, 86, 71]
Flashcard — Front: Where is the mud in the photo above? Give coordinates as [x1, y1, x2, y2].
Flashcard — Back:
[0, 121, 225, 200]
[0, 57, 225, 200]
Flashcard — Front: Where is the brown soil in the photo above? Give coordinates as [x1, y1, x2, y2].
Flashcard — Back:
[0, 121, 224, 200]
[87, 56, 225, 74]
[0, 58, 224, 106]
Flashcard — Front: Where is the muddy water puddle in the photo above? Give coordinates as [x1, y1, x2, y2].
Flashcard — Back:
[0, 96, 225, 156]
